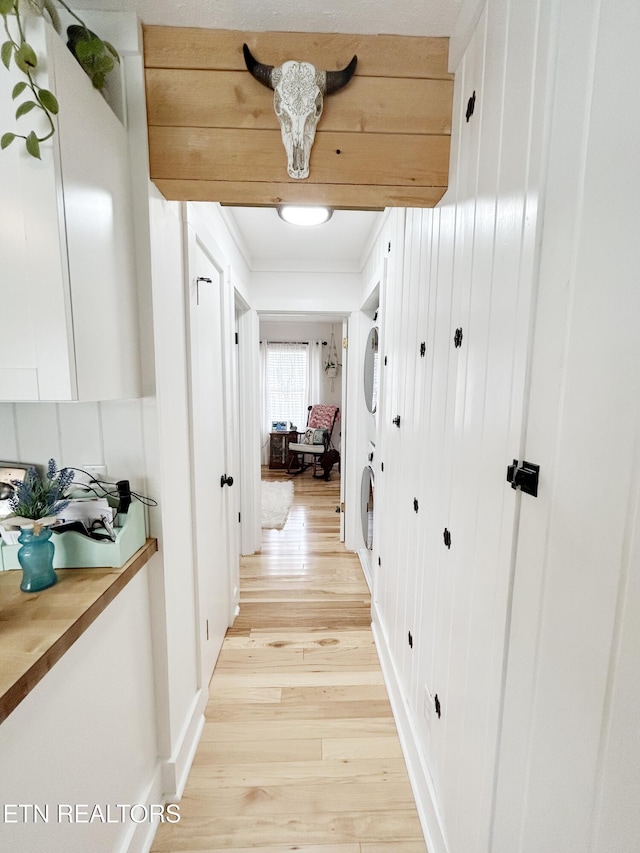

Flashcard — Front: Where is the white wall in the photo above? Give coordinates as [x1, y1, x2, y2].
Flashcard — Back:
[492, 0, 640, 850]
[0, 566, 160, 853]
[366, 2, 640, 853]
[367, 0, 558, 850]
[0, 20, 201, 850]
[250, 270, 362, 314]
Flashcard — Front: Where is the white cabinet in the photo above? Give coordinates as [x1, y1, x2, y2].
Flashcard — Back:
[0, 18, 140, 401]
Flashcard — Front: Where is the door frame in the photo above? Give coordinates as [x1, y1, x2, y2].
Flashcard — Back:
[184, 213, 237, 684]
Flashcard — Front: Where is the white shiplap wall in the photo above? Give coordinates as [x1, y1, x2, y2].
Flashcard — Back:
[370, 0, 556, 850]
[370, 0, 640, 852]
[0, 400, 153, 512]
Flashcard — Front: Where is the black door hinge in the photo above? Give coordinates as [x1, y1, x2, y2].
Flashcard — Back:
[238, 512, 241, 523]
[443, 528, 452, 549]
[420, 341, 426, 357]
[506, 459, 540, 497]
[393, 415, 401, 427]
[408, 631, 413, 649]
[454, 327, 463, 348]
[414, 498, 419, 513]
[388, 241, 392, 253]
[434, 693, 442, 718]
[235, 331, 239, 344]
[381, 462, 384, 472]
[384, 355, 388, 366]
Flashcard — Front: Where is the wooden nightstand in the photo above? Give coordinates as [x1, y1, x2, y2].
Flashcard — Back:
[269, 430, 298, 469]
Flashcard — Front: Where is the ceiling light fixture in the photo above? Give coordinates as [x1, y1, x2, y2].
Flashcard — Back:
[277, 205, 333, 227]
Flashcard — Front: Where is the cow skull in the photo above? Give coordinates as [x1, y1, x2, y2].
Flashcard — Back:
[243, 44, 357, 180]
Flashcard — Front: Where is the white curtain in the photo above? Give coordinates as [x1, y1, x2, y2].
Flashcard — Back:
[260, 340, 270, 465]
[260, 341, 325, 466]
[308, 340, 324, 410]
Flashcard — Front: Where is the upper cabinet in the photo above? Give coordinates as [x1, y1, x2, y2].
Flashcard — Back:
[0, 18, 141, 401]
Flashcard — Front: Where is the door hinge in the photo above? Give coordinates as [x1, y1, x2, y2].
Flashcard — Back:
[340, 502, 345, 512]
[506, 459, 540, 497]
[343, 337, 348, 349]
[206, 618, 209, 641]
[414, 498, 419, 513]
[238, 512, 241, 523]
[235, 331, 239, 344]
[384, 355, 388, 366]
[393, 415, 401, 427]
[388, 241, 392, 253]
[196, 276, 212, 306]
[443, 528, 452, 549]
[420, 341, 426, 357]
[408, 631, 413, 649]
[454, 327, 463, 348]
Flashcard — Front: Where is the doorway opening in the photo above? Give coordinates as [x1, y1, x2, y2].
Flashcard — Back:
[222, 204, 384, 554]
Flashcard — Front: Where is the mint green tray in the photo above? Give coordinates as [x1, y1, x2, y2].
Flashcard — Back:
[0, 498, 146, 571]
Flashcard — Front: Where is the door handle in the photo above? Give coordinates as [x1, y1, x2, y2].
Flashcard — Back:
[220, 474, 234, 488]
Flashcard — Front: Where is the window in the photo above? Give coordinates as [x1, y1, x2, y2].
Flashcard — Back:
[265, 343, 309, 431]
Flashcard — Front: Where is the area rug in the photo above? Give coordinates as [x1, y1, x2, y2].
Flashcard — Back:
[261, 480, 294, 529]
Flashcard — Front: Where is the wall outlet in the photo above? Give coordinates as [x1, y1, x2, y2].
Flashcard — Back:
[78, 465, 108, 484]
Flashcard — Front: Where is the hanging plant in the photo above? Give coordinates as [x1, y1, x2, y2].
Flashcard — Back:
[324, 331, 340, 378]
[0, 0, 119, 159]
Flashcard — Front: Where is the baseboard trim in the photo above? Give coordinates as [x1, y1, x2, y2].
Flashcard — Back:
[119, 763, 165, 853]
[372, 603, 449, 853]
[357, 548, 372, 592]
[161, 687, 207, 801]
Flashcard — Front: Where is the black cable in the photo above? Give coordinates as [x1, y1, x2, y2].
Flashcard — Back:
[67, 467, 158, 507]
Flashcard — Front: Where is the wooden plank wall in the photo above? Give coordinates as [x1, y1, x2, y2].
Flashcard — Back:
[143, 28, 453, 208]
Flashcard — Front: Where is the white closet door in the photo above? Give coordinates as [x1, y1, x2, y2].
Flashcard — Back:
[188, 235, 231, 685]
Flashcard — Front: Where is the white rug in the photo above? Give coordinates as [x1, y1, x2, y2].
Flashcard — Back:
[261, 480, 294, 529]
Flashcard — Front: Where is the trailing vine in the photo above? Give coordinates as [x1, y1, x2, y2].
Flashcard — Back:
[0, 0, 119, 159]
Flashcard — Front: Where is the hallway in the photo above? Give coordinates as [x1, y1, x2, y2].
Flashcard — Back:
[152, 470, 427, 852]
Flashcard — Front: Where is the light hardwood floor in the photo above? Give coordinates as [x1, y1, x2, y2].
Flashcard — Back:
[152, 468, 427, 853]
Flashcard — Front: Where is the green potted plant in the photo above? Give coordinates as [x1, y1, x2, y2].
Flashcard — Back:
[5, 458, 73, 591]
[0, 0, 119, 158]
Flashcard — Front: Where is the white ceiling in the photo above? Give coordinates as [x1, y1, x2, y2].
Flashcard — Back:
[77, 0, 462, 38]
[222, 207, 383, 271]
[78, 0, 462, 267]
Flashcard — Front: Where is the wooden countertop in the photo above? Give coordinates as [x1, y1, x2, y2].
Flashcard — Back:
[0, 538, 158, 724]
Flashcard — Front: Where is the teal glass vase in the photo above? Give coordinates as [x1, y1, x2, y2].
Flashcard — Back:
[17, 527, 57, 592]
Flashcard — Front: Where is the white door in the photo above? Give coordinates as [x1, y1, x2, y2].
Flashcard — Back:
[340, 319, 348, 541]
[188, 236, 231, 685]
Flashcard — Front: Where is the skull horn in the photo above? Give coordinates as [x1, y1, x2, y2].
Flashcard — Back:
[243, 43, 275, 89]
[323, 55, 358, 95]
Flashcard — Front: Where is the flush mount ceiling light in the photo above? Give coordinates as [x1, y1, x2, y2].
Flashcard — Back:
[277, 205, 333, 227]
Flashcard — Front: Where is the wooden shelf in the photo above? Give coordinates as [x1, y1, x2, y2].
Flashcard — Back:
[0, 539, 158, 724]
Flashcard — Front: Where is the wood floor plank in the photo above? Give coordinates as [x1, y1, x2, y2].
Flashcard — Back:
[204, 699, 394, 723]
[185, 757, 412, 786]
[199, 718, 398, 742]
[208, 670, 385, 688]
[152, 470, 426, 853]
[152, 811, 425, 850]
[280, 684, 391, 703]
[322, 736, 405, 761]
[191, 739, 322, 766]
[176, 779, 418, 818]
[222, 630, 375, 650]
[161, 845, 361, 853]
